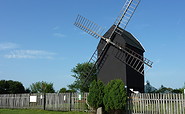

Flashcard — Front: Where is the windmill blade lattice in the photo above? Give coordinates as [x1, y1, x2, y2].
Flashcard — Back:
[105, 0, 141, 39]
[74, 15, 105, 39]
[79, 49, 98, 86]
[114, 0, 141, 30]
[114, 43, 153, 75]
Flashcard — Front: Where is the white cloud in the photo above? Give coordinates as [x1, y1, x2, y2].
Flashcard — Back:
[0, 42, 19, 50]
[53, 26, 60, 30]
[4, 50, 56, 59]
[53, 33, 66, 38]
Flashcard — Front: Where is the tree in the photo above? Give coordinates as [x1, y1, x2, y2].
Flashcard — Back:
[68, 62, 97, 92]
[103, 79, 127, 114]
[171, 83, 185, 93]
[25, 88, 31, 93]
[87, 80, 104, 113]
[172, 89, 183, 93]
[59, 87, 77, 93]
[0, 80, 25, 94]
[59, 88, 67, 93]
[66, 89, 76, 93]
[30, 81, 55, 93]
[156, 85, 173, 93]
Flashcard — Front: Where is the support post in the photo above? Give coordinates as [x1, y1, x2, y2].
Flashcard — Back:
[43, 93, 46, 110]
[69, 93, 72, 111]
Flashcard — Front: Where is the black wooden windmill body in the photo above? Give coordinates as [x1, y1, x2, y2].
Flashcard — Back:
[74, 0, 153, 93]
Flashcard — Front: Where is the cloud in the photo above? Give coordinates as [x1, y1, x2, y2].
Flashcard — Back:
[53, 33, 66, 38]
[53, 26, 60, 30]
[0, 42, 19, 50]
[4, 50, 56, 59]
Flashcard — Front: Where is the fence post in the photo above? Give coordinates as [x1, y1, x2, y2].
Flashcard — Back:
[43, 93, 46, 110]
[69, 93, 72, 111]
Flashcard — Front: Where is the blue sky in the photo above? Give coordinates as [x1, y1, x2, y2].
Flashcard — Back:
[0, 0, 185, 91]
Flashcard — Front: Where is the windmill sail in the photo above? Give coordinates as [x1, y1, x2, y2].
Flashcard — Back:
[109, 0, 141, 38]
[74, 15, 105, 39]
[114, 44, 153, 75]
[115, 0, 141, 29]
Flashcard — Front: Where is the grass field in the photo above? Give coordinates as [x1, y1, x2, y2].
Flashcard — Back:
[0, 109, 88, 114]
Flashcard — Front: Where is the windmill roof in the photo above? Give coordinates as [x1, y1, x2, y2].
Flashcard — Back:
[102, 25, 145, 52]
[117, 25, 145, 52]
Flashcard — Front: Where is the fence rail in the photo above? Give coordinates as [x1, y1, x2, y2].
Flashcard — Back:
[0, 93, 184, 113]
[128, 93, 185, 114]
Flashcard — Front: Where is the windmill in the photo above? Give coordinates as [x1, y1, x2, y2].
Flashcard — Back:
[74, 0, 153, 92]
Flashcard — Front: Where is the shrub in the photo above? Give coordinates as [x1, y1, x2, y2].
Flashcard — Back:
[103, 79, 127, 113]
[87, 80, 104, 112]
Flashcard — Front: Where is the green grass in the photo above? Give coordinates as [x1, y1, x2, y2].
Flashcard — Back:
[0, 109, 88, 114]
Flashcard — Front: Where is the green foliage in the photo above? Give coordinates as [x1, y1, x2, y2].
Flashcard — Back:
[68, 62, 97, 92]
[103, 79, 127, 112]
[0, 80, 25, 94]
[155, 85, 173, 93]
[145, 82, 185, 94]
[25, 88, 31, 93]
[171, 83, 185, 93]
[59, 88, 67, 93]
[87, 80, 104, 110]
[172, 89, 183, 93]
[66, 89, 76, 93]
[30, 81, 55, 93]
[59, 88, 76, 93]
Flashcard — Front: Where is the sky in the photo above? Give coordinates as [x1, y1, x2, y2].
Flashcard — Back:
[0, 0, 185, 91]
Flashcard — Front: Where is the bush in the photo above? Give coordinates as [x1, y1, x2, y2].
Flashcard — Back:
[87, 80, 104, 112]
[103, 79, 127, 113]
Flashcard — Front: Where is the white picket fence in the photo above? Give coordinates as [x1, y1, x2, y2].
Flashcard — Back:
[128, 93, 185, 114]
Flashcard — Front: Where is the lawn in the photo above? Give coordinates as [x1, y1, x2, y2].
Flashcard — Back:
[0, 109, 89, 114]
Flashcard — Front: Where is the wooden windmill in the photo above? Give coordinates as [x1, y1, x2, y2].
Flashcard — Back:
[74, 0, 153, 92]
